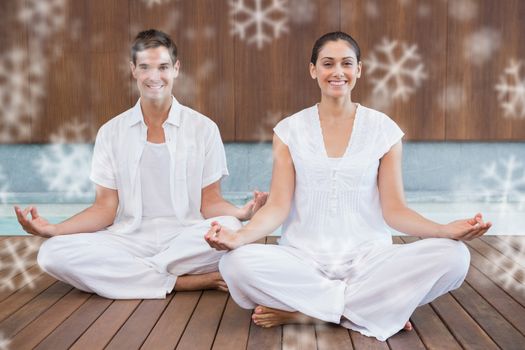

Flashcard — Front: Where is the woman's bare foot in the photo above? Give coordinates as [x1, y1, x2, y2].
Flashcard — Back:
[251, 306, 324, 328]
[174, 271, 228, 292]
[404, 321, 413, 331]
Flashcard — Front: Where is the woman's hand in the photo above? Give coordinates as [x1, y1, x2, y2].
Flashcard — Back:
[238, 190, 269, 221]
[14, 206, 58, 238]
[204, 221, 243, 251]
[440, 213, 491, 241]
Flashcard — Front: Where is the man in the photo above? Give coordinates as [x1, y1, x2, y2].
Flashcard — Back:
[14, 29, 266, 299]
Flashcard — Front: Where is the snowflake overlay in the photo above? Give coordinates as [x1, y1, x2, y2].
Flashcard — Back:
[495, 59, 525, 119]
[0, 332, 10, 350]
[486, 237, 525, 295]
[448, 0, 478, 22]
[252, 110, 285, 142]
[0, 238, 42, 292]
[173, 60, 215, 107]
[229, 0, 288, 49]
[480, 155, 525, 213]
[287, 0, 316, 24]
[36, 121, 94, 200]
[463, 27, 501, 67]
[0, 49, 34, 142]
[439, 84, 465, 112]
[365, 38, 427, 107]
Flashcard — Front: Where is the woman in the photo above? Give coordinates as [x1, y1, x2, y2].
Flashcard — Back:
[205, 32, 491, 341]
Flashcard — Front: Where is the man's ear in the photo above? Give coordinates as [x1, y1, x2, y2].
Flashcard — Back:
[130, 61, 137, 79]
[173, 60, 180, 78]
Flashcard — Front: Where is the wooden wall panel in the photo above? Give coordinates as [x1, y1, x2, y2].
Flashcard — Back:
[341, 0, 448, 141]
[0, 0, 524, 143]
[446, 0, 525, 140]
[29, 0, 130, 142]
[129, 0, 236, 141]
[234, 0, 340, 141]
[0, 0, 30, 143]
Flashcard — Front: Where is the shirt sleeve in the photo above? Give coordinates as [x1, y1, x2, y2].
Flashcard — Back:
[202, 123, 229, 188]
[89, 125, 117, 190]
[381, 114, 405, 155]
[273, 117, 290, 145]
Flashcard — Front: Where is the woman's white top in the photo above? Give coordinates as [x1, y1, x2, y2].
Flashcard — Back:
[140, 142, 176, 218]
[273, 104, 404, 263]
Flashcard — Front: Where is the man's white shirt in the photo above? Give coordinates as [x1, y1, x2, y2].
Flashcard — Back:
[90, 96, 229, 233]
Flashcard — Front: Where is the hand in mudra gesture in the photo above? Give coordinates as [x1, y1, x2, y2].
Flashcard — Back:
[441, 213, 491, 241]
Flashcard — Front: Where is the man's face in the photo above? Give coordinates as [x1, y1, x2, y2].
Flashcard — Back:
[130, 46, 179, 103]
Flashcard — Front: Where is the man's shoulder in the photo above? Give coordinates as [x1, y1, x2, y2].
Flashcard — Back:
[179, 104, 219, 131]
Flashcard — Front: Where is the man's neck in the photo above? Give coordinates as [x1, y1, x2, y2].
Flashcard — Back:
[140, 97, 172, 127]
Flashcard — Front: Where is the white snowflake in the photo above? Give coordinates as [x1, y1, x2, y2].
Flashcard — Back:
[141, 0, 173, 7]
[173, 60, 215, 107]
[0, 332, 10, 350]
[439, 84, 465, 112]
[252, 110, 285, 142]
[0, 238, 41, 292]
[17, 0, 66, 40]
[36, 122, 94, 199]
[49, 118, 95, 143]
[486, 237, 525, 295]
[364, 2, 380, 18]
[480, 155, 525, 213]
[495, 59, 525, 119]
[229, 0, 288, 49]
[463, 27, 501, 67]
[448, 0, 478, 22]
[365, 38, 427, 106]
[185, 26, 216, 41]
[288, 0, 316, 24]
[0, 49, 35, 142]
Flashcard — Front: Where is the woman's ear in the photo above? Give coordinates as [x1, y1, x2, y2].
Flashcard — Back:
[309, 62, 317, 80]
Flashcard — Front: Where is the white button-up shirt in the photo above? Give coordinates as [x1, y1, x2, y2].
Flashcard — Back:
[90, 97, 229, 233]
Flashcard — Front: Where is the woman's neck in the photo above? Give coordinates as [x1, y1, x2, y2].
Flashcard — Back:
[318, 95, 356, 120]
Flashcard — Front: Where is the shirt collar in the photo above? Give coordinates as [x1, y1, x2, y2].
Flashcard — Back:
[127, 96, 181, 127]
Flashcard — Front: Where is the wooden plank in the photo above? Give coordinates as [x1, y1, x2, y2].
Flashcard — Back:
[496, 236, 525, 252]
[398, 237, 463, 350]
[466, 238, 525, 284]
[246, 321, 281, 350]
[176, 290, 228, 350]
[141, 291, 201, 350]
[105, 297, 172, 350]
[0, 265, 45, 303]
[431, 293, 499, 349]
[450, 281, 525, 349]
[282, 324, 316, 350]
[410, 304, 462, 350]
[0, 281, 72, 339]
[349, 330, 389, 349]
[8, 288, 91, 349]
[212, 296, 252, 350]
[70, 299, 141, 350]
[467, 242, 525, 307]
[34, 295, 112, 350]
[0, 273, 56, 321]
[482, 236, 525, 268]
[315, 324, 353, 350]
[466, 265, 525, 335]
[387, 328, 426, 350]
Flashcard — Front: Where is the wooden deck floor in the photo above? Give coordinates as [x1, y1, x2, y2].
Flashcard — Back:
[0, 235, 524, 350]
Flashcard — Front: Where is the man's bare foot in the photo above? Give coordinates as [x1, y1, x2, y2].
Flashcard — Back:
[251, 305, 324, 328]
[404, 321, 413, 331]
[174, 271, 228, 292]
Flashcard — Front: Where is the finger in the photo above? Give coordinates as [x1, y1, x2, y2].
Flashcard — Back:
[22, 206, 31, 219]
[31, 206, 40, 220]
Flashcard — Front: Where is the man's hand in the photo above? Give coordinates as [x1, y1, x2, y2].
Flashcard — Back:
[204, 221, 242, 251]
[238, 190, 269, 221]
[439, 213, 491, 241]
[14, 206, 58, 238]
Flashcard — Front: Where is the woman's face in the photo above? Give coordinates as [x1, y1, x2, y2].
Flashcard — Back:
[310, 40, 361, 99]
